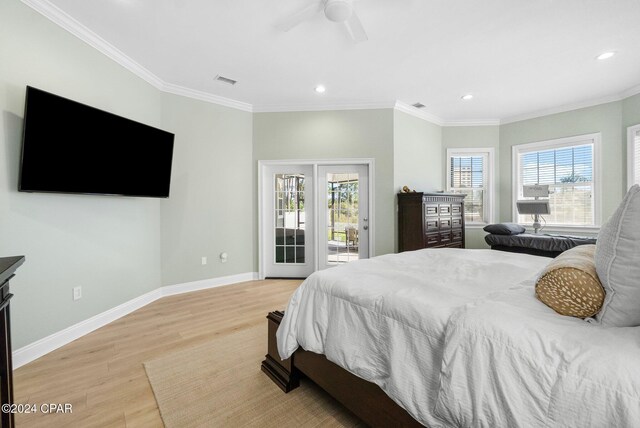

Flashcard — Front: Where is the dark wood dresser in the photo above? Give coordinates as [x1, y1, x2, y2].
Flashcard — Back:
[0, 256, 24, 428]
[398, 192, 466, 252]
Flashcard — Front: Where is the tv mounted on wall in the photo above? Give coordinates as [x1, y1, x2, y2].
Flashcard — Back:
[19, 86, 175, 198]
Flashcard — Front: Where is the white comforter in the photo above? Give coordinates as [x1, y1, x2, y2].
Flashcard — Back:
[434, 281, 640, 428]
[277, 248, 550, 427]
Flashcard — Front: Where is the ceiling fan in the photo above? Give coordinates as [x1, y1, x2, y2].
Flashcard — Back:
[277, 0, 368, 43]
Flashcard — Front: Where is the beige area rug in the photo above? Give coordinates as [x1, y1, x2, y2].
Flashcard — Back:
[144, 325, 363, 427]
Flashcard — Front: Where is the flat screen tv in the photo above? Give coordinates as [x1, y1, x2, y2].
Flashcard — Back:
[19, 86, 175, 198]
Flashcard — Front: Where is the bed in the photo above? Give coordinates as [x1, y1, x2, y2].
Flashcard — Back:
[261, 248, 640, 427]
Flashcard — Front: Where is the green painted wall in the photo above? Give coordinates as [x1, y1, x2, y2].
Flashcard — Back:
[160, 93, 253, 286]
[442, 126, 500, 248]
[0, 0, 163, 348]
[623, 93, 640, 128]
[393, 110, 443, 250]
[253, 110, 395, 259]
[0, 0, 256, 349]
[499, 102, 624, 226]
[393, 110, 443, 193]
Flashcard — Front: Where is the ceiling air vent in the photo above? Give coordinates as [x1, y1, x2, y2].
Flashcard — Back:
[412, 102, 425, 109]
[214, 75, 237, 85]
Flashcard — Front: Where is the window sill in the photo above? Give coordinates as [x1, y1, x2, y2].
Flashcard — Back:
[517, 224, 600, 237]
[465, 223, 489, 229]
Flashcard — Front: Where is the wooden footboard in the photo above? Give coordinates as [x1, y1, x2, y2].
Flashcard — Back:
[261, 311, 423, 427]
[260, 311, 300, 392]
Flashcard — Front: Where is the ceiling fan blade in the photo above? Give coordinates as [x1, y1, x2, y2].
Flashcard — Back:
[344, 11, 368, 42]
[276, 1, 324, 32]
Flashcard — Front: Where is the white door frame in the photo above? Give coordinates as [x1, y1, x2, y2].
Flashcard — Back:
[258, 158, 375, 279]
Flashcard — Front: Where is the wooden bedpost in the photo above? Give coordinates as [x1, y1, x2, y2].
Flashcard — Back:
[261, 311, 300, 392]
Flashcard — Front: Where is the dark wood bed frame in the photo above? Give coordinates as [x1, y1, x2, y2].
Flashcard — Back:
[261, 311, 422, 427]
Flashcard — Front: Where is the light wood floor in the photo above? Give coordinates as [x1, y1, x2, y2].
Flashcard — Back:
[14, 279, 302, 428]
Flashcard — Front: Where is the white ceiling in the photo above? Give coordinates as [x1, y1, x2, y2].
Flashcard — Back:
[31, 0, 640, 123]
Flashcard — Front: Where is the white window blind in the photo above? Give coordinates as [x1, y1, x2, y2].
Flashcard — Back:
[629, 125, 640, 187]
[447, 151, 491, 223]
[516, 140, 595, 226]
[634, 130, 640, 185]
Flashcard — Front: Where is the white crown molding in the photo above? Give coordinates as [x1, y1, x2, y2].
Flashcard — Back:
[13, 272, 258, 368]
[252, 101, 395, 114]
[500, 85, 640, 125]
[20, 0, 252, 112]
[161, 82, 253, 112]
[21, 0, 164, 89]
[441, 119, 500, 127]
[393, 101, 444, 126]
[620, 83, 640, 100]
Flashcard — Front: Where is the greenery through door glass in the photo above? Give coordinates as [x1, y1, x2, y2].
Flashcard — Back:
[274, 173, 305, 264]
[326, 173, 360, 264]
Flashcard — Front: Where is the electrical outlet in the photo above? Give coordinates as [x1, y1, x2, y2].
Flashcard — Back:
[73, 286, 82, 301]
[201, 256, 207, 265]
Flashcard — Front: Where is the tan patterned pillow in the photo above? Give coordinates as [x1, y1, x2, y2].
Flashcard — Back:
[535, 245, 605, 318]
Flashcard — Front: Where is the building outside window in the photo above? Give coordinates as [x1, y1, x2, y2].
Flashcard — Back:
[446, 148, 494, 225]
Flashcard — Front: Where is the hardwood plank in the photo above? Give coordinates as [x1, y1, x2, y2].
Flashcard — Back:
[14, 279, 302, 427]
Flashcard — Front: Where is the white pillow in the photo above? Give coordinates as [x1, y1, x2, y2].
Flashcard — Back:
[595, 184, 640, 327]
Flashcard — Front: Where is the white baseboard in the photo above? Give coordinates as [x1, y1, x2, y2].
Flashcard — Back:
[160, 272, 258, 297]
[12, 271, 259, 369]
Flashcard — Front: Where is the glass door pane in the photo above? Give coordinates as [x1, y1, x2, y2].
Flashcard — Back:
[262, 164, 314, 278]
[274, 174, 305, 264]
[318, 164, 369, 270]
[326, 173, 360, 265]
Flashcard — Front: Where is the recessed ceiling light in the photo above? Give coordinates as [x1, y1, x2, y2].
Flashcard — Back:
[315, 85, 326, 93]
[596, 51, 616, 60]
[461, 94, 473, 101]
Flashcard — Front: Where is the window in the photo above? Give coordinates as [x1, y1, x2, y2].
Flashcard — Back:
[446, 148, 494, 224]
[628, 124, 640, 188]
[513, 134, 600, 227]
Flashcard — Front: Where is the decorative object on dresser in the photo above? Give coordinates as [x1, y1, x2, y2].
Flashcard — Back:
[0, 256, 25, 428]
[397, 192, 466, 252]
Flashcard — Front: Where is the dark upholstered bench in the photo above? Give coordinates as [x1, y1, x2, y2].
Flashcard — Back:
[485, 233, 597, 258]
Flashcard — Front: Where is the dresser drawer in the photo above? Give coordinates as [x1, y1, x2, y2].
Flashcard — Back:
[425, 218, 439, 231]
[425, 204, 439, 216]
[451, 217, 463, 228]
[439, 218, 452, 229]
[446, 242, 463, 249]
[424, 232, 439, 247]
[439, 230, 452, 244]
[439, 204, 451, 215]
[452, 228, 463, 242]
[451, 204, 462, 215]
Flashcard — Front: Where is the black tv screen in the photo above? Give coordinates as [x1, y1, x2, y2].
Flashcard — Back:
[19, 87, 175, 198]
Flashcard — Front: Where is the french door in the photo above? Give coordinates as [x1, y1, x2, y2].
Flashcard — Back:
[262, 165, 314, 278]
[260, 161, 372, 278]
[318, 164, 369, 271]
